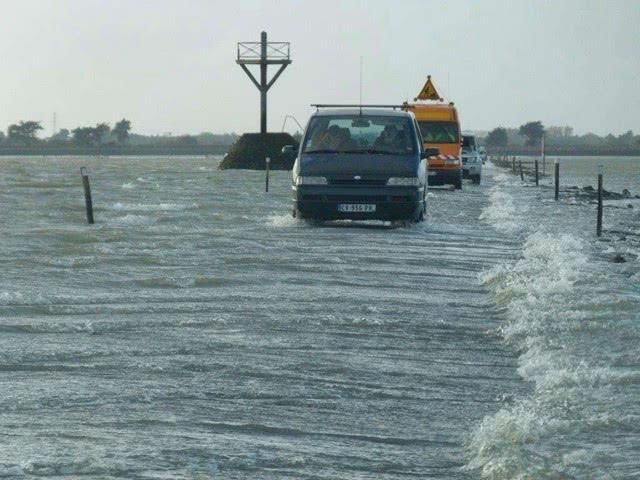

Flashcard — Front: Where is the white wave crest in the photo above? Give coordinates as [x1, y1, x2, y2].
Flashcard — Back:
[479, 187, 523, 234]
[467, 231, 621, 478]
[465, 403, 544, 479]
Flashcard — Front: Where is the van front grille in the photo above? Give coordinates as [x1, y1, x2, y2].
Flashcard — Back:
[328, 178, 387, 186]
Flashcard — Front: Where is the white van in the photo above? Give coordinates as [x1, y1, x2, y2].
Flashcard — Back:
[461, 135, 482, 184]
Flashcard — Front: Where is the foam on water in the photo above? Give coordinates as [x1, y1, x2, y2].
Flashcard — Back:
[479, 189, 521, 234]
[479, 171, 526, 234]
[0, 291, 24, 304]
[111, 202, 198, 211]
[266, 213, 298, 228]
[114, 214, 155, 225]
[467, 164, 640, 478]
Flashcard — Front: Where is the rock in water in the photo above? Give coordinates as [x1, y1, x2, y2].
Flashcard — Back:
[610, 254, 626, 263]
[219, 133, 298, 170]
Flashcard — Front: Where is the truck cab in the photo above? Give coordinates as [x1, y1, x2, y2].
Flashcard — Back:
[404, 102, 463, 189]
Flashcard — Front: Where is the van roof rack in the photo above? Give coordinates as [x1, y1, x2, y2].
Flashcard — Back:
[311, 104, 408, 111]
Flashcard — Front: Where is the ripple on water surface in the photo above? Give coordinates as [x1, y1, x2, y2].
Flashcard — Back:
[5, 156, 638, 478]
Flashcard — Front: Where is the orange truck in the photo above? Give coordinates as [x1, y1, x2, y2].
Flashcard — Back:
[404, 77, 463, 189]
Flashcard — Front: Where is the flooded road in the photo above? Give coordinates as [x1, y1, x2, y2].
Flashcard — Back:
[1, 156, 638, 478]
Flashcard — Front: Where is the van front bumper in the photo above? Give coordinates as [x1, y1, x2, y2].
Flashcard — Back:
[293, 185, 424, 221]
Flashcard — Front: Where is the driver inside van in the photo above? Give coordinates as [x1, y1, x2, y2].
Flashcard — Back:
[374, 124, 408, 152]
[310, 125, 356, 151]
[309, 125, 340, 150]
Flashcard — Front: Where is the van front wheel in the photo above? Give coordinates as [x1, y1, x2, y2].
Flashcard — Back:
[409, 203, 425, 224]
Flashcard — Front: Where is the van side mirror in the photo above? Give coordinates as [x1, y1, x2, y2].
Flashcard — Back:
[281, 145, 296, 154]
[422, 147, 439, 159]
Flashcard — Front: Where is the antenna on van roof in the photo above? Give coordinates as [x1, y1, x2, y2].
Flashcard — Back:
[359, 56, 363, 116]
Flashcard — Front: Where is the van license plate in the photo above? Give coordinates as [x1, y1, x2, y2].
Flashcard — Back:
[337, 204, 376, 213]
[428, 171, 437, 176]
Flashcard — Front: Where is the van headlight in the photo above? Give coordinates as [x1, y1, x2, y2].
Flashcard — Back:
[295, 176, 328, 186]
[387, 177, 421, 186]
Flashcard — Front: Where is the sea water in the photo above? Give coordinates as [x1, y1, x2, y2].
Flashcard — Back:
[0, 155, 638, 478]
[468, 157, 640, 479]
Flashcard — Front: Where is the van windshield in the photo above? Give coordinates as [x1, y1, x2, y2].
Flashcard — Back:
[303, 115, 416, 155]
[418, 121, 459, 144]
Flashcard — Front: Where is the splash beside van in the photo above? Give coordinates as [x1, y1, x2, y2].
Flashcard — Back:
[404, 102, 462, 189]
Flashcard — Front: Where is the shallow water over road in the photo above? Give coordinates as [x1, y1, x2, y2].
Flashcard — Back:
[1, 156, 638, 478]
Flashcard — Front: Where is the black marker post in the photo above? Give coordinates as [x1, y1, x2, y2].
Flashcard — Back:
[80, 167, 94, 224]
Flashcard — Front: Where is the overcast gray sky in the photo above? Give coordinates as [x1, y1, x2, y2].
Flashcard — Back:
[1, 0, 638, 136]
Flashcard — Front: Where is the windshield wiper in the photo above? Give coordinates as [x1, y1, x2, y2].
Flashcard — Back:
[304, 149, 340, 154]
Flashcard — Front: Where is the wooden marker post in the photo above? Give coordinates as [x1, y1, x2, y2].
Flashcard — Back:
[554, 159, 560, 201]
[597, 166, 603, 237]
[512, 156, 516, 173]
[534, 159, 539, 186]
[519, 160, 524, 181]
[541, 134, 546, 176]
[265, 157, 271, 192]
[80, 167, 94, 224]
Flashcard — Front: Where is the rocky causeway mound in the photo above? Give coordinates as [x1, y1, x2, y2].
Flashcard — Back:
[219, 133, 298, 170]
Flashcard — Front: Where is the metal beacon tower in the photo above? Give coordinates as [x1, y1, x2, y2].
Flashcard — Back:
[236, 31, 292, 135]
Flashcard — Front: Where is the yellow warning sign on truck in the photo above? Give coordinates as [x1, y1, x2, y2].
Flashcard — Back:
[415, 75, 441, 101]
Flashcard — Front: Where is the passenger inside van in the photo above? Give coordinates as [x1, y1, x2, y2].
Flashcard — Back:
[335, 128, 356, 150]
[308, 125, 338, 150]
[374, 124, 411, 153]
[309, 125, 355, 151]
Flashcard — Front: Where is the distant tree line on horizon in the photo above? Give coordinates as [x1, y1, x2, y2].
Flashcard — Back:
[483, 121, 640, 150]
[2, 118, 637, 153]
[0, 119, 239, 148]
